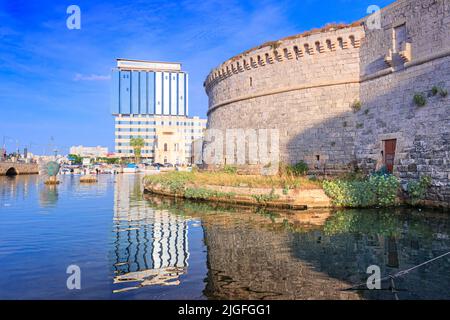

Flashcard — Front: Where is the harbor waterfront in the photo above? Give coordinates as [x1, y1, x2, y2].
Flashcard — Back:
[1, 173, 450, 300]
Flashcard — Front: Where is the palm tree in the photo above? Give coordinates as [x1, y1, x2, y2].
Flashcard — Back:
[130, 137, 145, 164]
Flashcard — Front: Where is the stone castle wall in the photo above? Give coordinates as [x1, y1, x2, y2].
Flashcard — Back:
[204, 0, 450, 206]
[356, 0, 450, 206]
[205, 26, 365, 172]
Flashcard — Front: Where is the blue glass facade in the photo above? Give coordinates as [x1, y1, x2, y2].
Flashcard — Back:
[111, 69, 188, 116]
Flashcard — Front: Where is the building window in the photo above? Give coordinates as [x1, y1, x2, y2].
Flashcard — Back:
[164, 143, 168, 152]
[249, 77, 253, 87]
[393, 24, 407, 53]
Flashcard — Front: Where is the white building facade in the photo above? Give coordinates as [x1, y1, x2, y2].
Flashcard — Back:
[69, 145, 108, 158]
[111, 59, 206, 164]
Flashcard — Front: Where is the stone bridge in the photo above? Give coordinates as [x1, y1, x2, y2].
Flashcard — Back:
[0, 162, 39, 176]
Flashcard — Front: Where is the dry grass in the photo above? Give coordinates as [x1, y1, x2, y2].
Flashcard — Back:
[144, 170, 321, 190]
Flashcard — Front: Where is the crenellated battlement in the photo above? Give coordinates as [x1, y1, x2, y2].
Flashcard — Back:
[204, 24, 364, 92]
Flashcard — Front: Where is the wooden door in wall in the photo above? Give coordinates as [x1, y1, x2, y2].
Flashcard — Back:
[384, 139, 397, 173]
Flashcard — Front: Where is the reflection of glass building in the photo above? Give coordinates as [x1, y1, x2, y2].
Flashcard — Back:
[112, 175, 189, 292]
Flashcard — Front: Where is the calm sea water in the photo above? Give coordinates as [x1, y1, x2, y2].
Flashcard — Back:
[1, 174, 450, 300]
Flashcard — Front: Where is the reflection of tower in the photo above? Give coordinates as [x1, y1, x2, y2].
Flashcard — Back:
[112, 175, 189, 292]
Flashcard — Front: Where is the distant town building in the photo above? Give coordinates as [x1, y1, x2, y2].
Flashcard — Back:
[111, 59, 207, 165]
[69, 145, 108, 158]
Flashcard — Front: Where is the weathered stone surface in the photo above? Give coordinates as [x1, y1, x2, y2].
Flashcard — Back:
[205, 0, 450, 207]
[0, 162, 39, 176]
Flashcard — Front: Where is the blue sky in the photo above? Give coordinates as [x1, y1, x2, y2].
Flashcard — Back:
[0, 0, 394, 155]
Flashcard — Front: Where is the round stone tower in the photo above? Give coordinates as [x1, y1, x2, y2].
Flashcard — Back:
[204, 23, 365, 173]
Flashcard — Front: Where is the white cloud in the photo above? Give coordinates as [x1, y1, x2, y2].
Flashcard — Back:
[73, 73, 111, 81]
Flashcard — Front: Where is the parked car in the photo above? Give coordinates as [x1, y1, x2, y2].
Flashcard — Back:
[151, 162, 164, 168]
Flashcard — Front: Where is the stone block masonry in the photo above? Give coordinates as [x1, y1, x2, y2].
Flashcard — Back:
[0, 162, 39, 176]
[206, 25, 364, 174]
[204, 0, 450, 207]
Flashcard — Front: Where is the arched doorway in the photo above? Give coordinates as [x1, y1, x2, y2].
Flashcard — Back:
[5, 167, 18, 176]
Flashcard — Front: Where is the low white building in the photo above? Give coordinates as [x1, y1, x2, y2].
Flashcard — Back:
[69, 145, 108, 158]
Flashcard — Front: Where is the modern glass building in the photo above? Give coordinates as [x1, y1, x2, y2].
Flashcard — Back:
[111, 59, 188, 116]
[111, 59, 206, 164]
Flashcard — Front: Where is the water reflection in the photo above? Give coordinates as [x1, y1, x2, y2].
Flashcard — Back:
[144, 196, 450, 300]
[112, 175, 190, 293]
[1, 174, 449, 299]
[39, 185, 59, 207]
[0, 175, 36, 206]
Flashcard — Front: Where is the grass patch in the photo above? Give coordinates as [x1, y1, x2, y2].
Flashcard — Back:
[143, 169, 321, 194]
[251, 189, 280, 203]
[184, 187, 236, 200]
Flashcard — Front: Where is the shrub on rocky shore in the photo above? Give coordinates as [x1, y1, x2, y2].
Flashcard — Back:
[323, 174, 400, 207]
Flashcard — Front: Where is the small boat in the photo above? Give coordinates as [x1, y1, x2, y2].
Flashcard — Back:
[122, 163, 139, 174]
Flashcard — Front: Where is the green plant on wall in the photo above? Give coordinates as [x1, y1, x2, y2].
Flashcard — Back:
[431, 86, 440, 96]
[431, 86, 448, 97]
[350, 100, 362, 112]
[413, 93, 426, 107]
[407, 175, 432, 205]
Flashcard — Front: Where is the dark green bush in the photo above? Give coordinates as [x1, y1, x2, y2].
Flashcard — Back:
[287, 161, 309, 176]
[372, 165, 390, 176]
[323, 175, 399, 207]
[406, 176, 432, 205]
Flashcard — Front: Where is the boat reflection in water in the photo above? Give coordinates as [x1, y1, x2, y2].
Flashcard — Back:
[112, 175, 189, 293]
